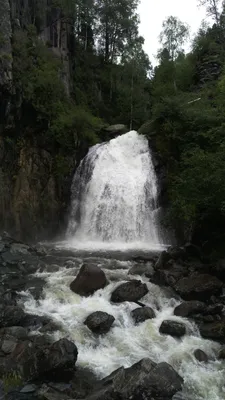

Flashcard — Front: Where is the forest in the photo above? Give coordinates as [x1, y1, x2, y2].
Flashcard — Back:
[1, 0, 225, 253]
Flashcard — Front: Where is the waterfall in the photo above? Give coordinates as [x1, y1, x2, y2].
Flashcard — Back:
[67, 131, 163, 249]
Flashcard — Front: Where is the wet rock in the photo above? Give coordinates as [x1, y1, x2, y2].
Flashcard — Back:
[159, 320, 186, 337]
[37, 385, 70, 400]
[167, 246, 186, 260]
[128, 263, 153, 277]
[111, 280, 148, 303]
[1, 335, 18, 354]
[70, 264, 107, 296]
[20, 384, 38, 393]
[152, 264, 188, 287]
[37, 384, 72, 400]
[174, 301, 206, 318]
[131, 307, 155, 324]
[0, 326, 28, 340]
[86, 358, 183, 400]
[213, 259, 225, 281]
[71, 367, 100, 398]
[9, 338, 78, 381]
[154, 251, 171, 270]
[204, 304, 224, 316]
[21, 314, 51, 330]
[0, 306, 26, 328]
[39, 321, 61, 333]
[84, 311, 115, 334]
[218, 347, 225, 359]
[194, 349, 208, 362]
[199, 319, 225, 342]
[174, 274, 223, 300]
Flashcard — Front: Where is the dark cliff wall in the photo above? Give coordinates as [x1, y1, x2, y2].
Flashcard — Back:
[0, 0, 79, 242]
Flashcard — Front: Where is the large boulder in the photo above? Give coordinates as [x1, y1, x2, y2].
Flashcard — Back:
[199, 319, 225, 342]
[152, 264, 188, 287]
[70, 264, 107, 296]
[86, 358, 183, 400]
[174, 301, 206, 318]
[131, 307, 155, 324]
[174, 274, 223, 300]
[111, 280, 148, 303]
[159, 320, 186, 338]
[84, 312, 115, 334]
[7, 338, 78, 381]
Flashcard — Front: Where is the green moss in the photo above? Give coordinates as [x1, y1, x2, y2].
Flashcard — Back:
[2, 371, 23, 393]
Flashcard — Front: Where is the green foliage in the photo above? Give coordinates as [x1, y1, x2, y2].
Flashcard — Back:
[2, 371, 23, 393]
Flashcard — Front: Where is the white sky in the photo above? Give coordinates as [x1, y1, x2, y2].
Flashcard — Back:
[139, 0, 207, 64]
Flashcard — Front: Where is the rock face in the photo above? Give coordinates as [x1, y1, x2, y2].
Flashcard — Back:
[159, 320, 186, 338]
[104, 124, 128, 137]
[174, 274, 223, 300]
[0, 0, 12, 121]
[174, 301, 206, 318]
[70, 264, 107, 296]
[0, 0, 78, 241]
[131, 307, 155, 324]
[84, 312, 115, 334]
[111, 280, 148, 303]
[86, 358, 183, 400]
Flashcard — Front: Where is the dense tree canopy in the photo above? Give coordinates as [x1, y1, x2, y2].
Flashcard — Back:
[3, 0, 225, 252]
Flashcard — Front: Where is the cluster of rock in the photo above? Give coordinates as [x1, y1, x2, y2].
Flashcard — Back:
[1, 234, 225, 399]
[150, 244, 225, 342]
[0, 234, 185, 400]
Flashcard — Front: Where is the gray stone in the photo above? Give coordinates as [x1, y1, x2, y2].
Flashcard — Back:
[0, 306, 25, 328]
[0, 326, 27, 340]
[85, 311, 115, 334]
[159, 320, 186, 337]
[1, 337, 17, 354]
[174, 274, 223, 300]
[174, 301, 206, 318]
[131, 307, 155, 324]
[199, 319, 225, 342]
[194, 349, 208, 362]
[86, 358, 183, 400]
[70, 264, 107, 296]
[111, 280, 148, 303]
[20, 384, 38, 393]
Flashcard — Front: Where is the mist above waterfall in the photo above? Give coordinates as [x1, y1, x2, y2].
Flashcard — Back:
[67, 131, 163, 250]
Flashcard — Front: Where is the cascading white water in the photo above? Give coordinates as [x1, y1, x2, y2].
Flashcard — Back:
[67, 131, 163, 249]
[23, 257, 225, 400]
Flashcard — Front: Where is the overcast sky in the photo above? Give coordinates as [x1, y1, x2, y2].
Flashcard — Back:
[138, 0, 207, 64]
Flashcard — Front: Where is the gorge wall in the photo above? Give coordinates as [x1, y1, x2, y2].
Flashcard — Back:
[0, 0, 78, 241]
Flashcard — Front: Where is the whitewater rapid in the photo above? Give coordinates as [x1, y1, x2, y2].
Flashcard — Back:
[23, 256, 225, 400]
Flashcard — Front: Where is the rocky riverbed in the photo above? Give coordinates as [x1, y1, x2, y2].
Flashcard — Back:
[0, 233, 225, 399]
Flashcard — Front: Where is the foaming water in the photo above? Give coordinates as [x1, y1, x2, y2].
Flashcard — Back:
[67, 131, 164, 248]
[22, 258, 225, 400]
